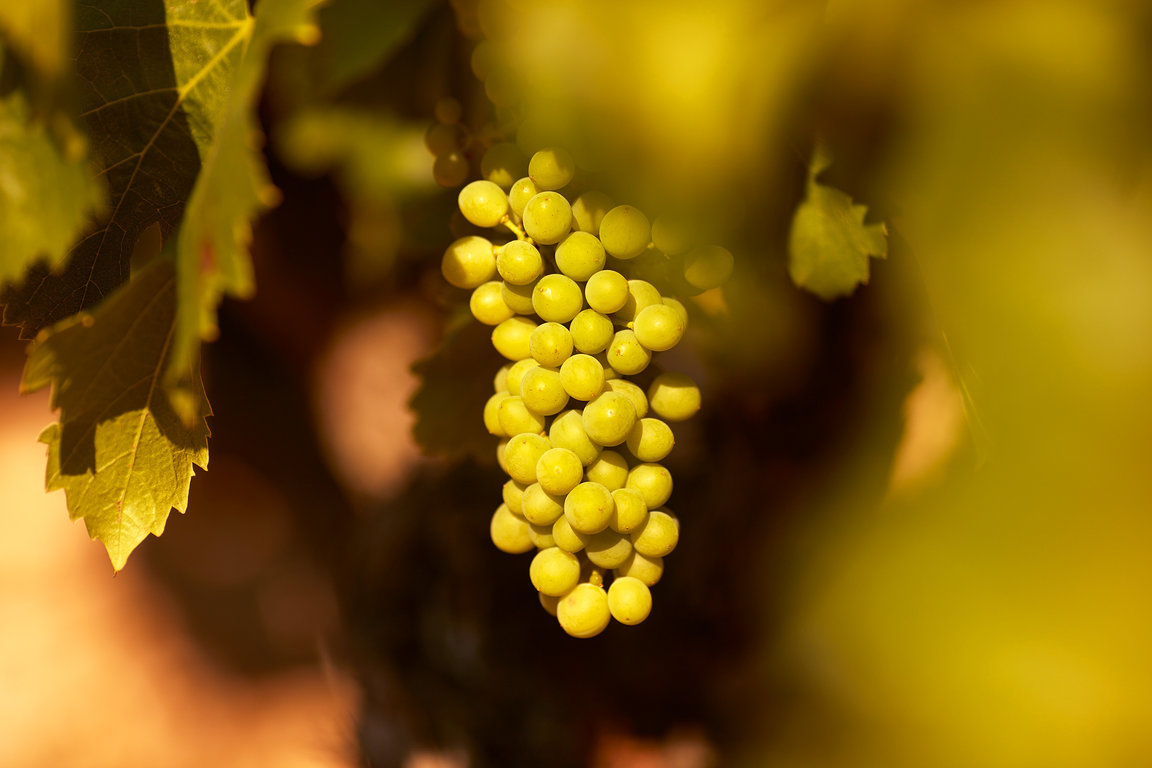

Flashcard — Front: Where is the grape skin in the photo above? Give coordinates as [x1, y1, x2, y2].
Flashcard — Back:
[557, 583, 611, 638]
[598, 205, 651, 260]
[441, 236, 496, 289]
[608, 576, 652, 625]
[522, 191, 573, 244]
[458, 180, 509, 228]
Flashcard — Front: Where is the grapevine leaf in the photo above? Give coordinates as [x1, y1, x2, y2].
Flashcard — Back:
[788, 144, 887, 300]
[312, 0, 433, 94]
[0, 90, 105, 291]
[169, 0, 318, 387]
[21, 257, 211, 572]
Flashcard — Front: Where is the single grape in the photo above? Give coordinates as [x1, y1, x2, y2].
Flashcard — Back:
[503, 433, 551, 484]
[529, 523, 557, 549]
[493, 363, 511, 393]
[571, 191, 613, 234]
[604, 378, 648, 418]
[579, 556, 606, 588]
[529, 322, 574, 368]
[522, 191, 573, 244]
[495, 438, 510, 474]
[630, 508, 679, 557]
[592, 352, 620, 380]
[581, 528, 633, 569]
[548, 409, 602, 466]
[564, 481, 615, 534]
[459, 180, 510, 228]
[650, 216, 693, 256]
[441, 236, 496, 289]
[555, 231, 606, 281]
[585, 449, 629, 491]
[536, 447, 584, 495]
[551, 515, 586, 553]
[491, 316, 538, 360]
[607, 576, 652, 625]
[613, 279, 662, 326]
[434, 96, 463, 125]
[433, 151, 470, 188]
[683, 244, 734, 290]
[539, 592, 561, 616]
[491, 503, 534, 554]
[425, 121, 467, 156]
[584, 269, 629, 314]
[481, 142, 527, 190]
[598, 205, 651, 259]
[508, 176, 540, 217]
[569, 309, 615, 354]
[530, 547, 581, 596]
[520, 366, 570, 416]
[615, 551, 664, 586]
[625, 418, 675, 462]
[501, 280, 537, 315]
[582, 391, 637, 446]
[662, 296, 689, 326]
[647, 372, 701, 421]
[626, 463, 673, 509]
[606, 329, 652, 376]
[484, 392, 510, 436]
[470, 39, 494, 80]
[522, 482, 565, 526]
[498, 395, 547, 436]
[626, 247, 673, 286]
[558, 354, 606, 401]
[532, 273, 583, 323]
[503, 479, 528, 516]
[557, 583, 611, 638]
[528, 146, 576, 190]
[633, 303, 685, 352]
[497, 240, 544, 285]
[609, 487, 648, 533]
[505, 358, 540, 396]
[470, 281, 515, 325]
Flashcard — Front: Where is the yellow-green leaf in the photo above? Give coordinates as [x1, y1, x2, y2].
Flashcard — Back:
[788, 144, 887, 300]
[22, 257, 211, 572]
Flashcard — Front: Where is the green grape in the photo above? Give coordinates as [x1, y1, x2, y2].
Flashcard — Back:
[498, 395, 547, 436]
[607, 576, 652, 625]
[578, 556, 606, 587]
[491, 316, 538, 360]
[481, 142, 527, 190]
[433, 151, 470, 188]
[425, 121, 468, 156]
[626, 463, 673, 508]
[494, 363, 511, 393]
[613, 279, 662, 326]
[555, 231, 606, 281]
[582, 391, 637, 446]
[528, 146, 576, 190]
[584, 269, 629, 314]
[585, 449, 629, 491]
[520, 366, 570, 416]
[497, 240, 544, 285]
[491, 503, 534, 554]
[508, 176, 540, 217]
[615, 551, 664, 586]
[458, 180, 510, 228]
[630, 509, 679, 557]
[558, 583, 611, 638]
[650, 216, 693, 256]
[606, 329, 652, 376]
[529, 322, 574, 368]
[582, 528, 633, 569]
[434, 96, 463, 125]
[662, 296, 689, 326]
[522, 191, 573, 244]
[532, 273, 583, 323]
[522, 482, 565, 525]
[569, 309, 615, 354]
[470, 281, 515, 325]
[530, 547, 581, 596]
[558, 354, 605, 401]
[503, 479, 528, 516]
[484, 392, 511, 436]
[539, 592, 561, 616]
[441, 236, 496, 289]
[604, 378, 648, 418]
[571, 191, 613, 234]
[626, 247, 673, 286]
[564, 481, 615, 534]
[505, 358, 540, 396]
[598, 205, 651, 259]
[609, 487, 648, 533]
[501, 280, 537, 315]
[633, 304, 685, 352]
[647, 372, 701, 421]
[683, 244, 734, 290]
[496, 438, 510, 474]
[529, 523, 557, 549]
[548, 410, 602, 467]
[503, 433, 551, 484]
[625, 418, 675, 462]
[536, 447, 584, 495]
[470, 39, 494, 81]
[551, 515, 586, 552]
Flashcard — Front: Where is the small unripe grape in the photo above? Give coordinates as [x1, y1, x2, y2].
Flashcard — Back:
[555, 231, 606, 281]
[598, 205, 651, 260]
[532, 273, 583, 323]
[459, 180, 509, 228]
[633, 304, 685, 351]
[498, 395, 547, 436]
[536, 447, 584, 495]
[531, 547, 581, 596]
[584, 269, 629, 314]
[528, 146, 575, 190]
[630, 508, 679, 557]
[441, 236, 496, 289]
[491, 316, 538, 360]
[481, 142, 527, 190]
[606, 329, 652, 376]
[557, 583, 610, 638]
[564, 481, 615, 534]
[647, 372, 701, 422]
[522, 482, 565, 525]
[608, 576, 652, 625]
[569, 309, 614, 354]
[508, 176, 540, 217]
[520, 366, 569, 416]
[609, 487, 648, 533]
[615, 551, 664, 586]
[626, 418, 675, 462]
[548, 410, 602, 466]
[503, 433, 551, 484]
[529, 322, 574, 368]
[491, 504, 534, 553]
[470, 281, 515, 325]
[497, 241, 544, 285]
[558, 354, 605, 401]
[683, 244, 734, 290]
[626, 463, 673, 509]
[582, 528, 633, 569]
[523, 191, 572, 244]
[571, 191, 613, 234]
[433, 151, 470, 188]
[582, 391, 637, 447]
[579, 557, 606, 587]
[585, 449, 629, 491]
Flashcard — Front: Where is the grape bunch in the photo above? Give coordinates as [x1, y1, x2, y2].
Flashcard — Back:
[430, 102, 732, 638]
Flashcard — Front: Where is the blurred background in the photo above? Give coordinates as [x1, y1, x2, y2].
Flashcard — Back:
[2, 0, 1152, 765]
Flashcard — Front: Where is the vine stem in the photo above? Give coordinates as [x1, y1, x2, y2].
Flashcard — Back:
[500, 215, 532, 243]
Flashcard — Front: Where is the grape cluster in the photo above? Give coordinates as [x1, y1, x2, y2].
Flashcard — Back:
[430, 101, 732, 637]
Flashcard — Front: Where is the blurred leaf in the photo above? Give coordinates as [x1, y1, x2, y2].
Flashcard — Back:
[170, 0, 318, 386]
[0, 0, 69, 84]
[314, 0, 433, 94]
[0, 91, 104, 291]
[788, 144, 887, 300]
[21, 257, 211, 572]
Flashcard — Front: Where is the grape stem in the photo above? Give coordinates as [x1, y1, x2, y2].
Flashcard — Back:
[500, 215, 533, 244]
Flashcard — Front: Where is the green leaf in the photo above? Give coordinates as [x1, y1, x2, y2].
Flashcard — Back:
[313, 0, 433, 94]
[22, 257, 211, 572]
[0, 91, 105, 291]
[788, 144, 887, 300]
